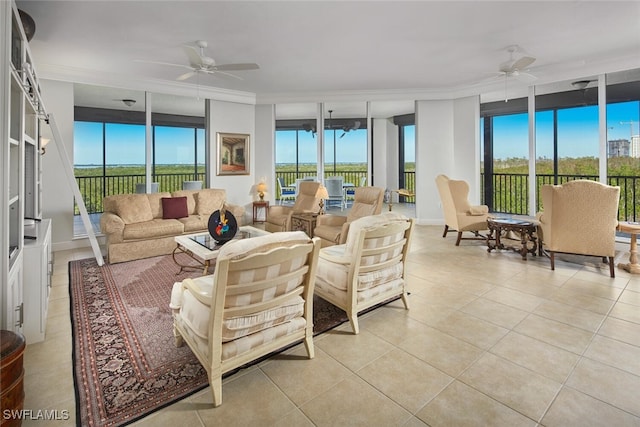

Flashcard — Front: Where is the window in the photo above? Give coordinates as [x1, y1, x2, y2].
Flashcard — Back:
[73, 106, 205, 236]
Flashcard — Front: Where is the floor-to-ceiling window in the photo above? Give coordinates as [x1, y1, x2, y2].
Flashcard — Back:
[397, 118, 415, 203]
[481, 69, 640, 219]
[73, 86, 205, 236]
[606, 74, 640, 221]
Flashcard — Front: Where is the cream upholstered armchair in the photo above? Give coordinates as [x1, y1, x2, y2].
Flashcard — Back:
[170, 231, 321, 406]
[265, 181, 321, 232]
[314, 212, 414, 334]
[537, 180, 620, 277]
[314, 186, 385, 247]
[435, 174, 489, 246]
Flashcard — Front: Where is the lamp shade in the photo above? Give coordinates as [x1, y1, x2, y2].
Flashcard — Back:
[256, 182, 267, 193]
[316, 185, 329, 199]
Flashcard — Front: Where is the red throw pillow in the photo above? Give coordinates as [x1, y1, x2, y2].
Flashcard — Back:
[162, 197, 188, 219]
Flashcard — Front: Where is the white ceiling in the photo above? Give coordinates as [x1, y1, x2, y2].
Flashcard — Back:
[16, 0, 640, 115]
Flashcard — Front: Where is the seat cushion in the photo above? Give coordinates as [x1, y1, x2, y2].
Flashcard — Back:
[316, 252, 404, 291]
[173, 275, 307, 342]
[177, 215, 208, 233]
[122, 218, 184, 240]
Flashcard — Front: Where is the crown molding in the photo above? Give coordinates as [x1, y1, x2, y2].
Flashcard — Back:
[35, 63, 257, 105]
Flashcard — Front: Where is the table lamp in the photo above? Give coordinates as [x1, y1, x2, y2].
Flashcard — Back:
[316, 185, 329, 214]
[256, 182, 267, 201]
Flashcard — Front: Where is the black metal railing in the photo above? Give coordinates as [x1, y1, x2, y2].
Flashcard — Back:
[75, 170, 638, 220]
[75, 173, 205, 214]
[483, 173, 640, 221]
[274, 170, 417, 203]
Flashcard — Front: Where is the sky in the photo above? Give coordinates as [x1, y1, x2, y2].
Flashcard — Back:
[490, 100, 639, 159]
[74, 100, 638, 165]
[74, 122, 205, 165]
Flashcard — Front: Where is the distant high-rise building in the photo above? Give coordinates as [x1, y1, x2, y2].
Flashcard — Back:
[608, 139, 630, 157]
[631, 135, 640, 158]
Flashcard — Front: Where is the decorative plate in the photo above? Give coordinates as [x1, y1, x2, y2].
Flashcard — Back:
[208, 209, 238, 244]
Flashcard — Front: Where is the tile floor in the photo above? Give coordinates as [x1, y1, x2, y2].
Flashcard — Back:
[21, 223, 640, 426]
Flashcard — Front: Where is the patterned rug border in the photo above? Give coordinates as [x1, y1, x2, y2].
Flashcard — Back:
[68, 254, 378, 427]
[69, 256, 212, 427]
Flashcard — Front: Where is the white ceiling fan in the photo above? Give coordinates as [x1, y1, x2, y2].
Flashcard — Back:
[491, 45, 537, 101]
[498, 45, 536, 80]
[138, 40, 259, 81]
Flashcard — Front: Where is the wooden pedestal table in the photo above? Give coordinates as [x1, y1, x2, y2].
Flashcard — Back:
[617, 221, 640, 274]
[486, 217, 539, 260]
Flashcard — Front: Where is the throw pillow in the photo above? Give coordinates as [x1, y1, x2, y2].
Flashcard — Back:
[162, 197, 189, 219]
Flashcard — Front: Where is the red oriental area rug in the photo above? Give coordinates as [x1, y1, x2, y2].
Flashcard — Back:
[69, 253, 352, 427]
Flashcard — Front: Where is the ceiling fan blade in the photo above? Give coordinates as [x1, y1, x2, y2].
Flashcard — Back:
[212, 63, 260, 71]
[204, 69, 243, 80]
[176, 71, 196, 81]
[510, 56, 536, 72]
[514, 71, 537, 83]
[134, 59, 193, 71]
[183, 45, 204, 67]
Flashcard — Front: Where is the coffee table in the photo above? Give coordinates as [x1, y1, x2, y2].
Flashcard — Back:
[173, 226, 270, 275]
[486, 217, 540, 260]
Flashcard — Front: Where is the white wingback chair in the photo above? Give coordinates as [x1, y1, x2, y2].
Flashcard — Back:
[435, 174, 489, 245]
[537, 180, 620, 277]
[314, 212, 414, 334]
[170, 231, 321, 406]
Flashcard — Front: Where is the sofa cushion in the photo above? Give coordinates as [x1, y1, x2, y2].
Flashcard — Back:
[171, 190, 198, 214]
[113, 195, 154, 224]
[195, 189, 226, 216]
[148, 192, 172, 218]
[162, 197, 189, 219]
[178, 215, 208, 233]
[122, 218, 185, 240]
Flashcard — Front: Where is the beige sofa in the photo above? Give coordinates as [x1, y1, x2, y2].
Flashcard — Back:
[100, 189, 245, 263]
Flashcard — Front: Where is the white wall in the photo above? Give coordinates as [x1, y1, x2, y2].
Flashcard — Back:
[453, 96, 481, 202]
[40, 79, 76, 248]
[207, 100, 256, 224]
[414, 96, 480, 225]
[254, 104, 275, 204]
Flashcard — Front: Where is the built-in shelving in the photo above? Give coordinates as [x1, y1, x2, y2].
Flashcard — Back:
[2, 1, 44, 332]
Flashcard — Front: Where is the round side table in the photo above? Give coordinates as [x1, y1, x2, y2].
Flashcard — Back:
[617, 221, 640, 274]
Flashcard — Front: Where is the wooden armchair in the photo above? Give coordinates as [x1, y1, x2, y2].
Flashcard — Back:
[314, 212, 414, 334]
[537, 180, 620, 277]
[435, 174, 489, 245]
[313, 186, 385, 247]
[265, 181, 321, 232]
[170, 231, 321, 406]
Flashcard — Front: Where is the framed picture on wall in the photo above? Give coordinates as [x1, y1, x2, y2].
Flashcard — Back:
[216, 132, 250, 175]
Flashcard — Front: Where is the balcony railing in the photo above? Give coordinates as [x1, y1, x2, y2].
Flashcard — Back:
[75, 173, 205, 214]
[483, 173, 640, 221]
[274, 171, 417, 203]
[75, 171, 638, 220]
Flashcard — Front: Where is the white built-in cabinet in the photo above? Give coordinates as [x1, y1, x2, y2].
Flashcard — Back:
[1, 0, 49, 337]
[23, 219, 52, 343]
